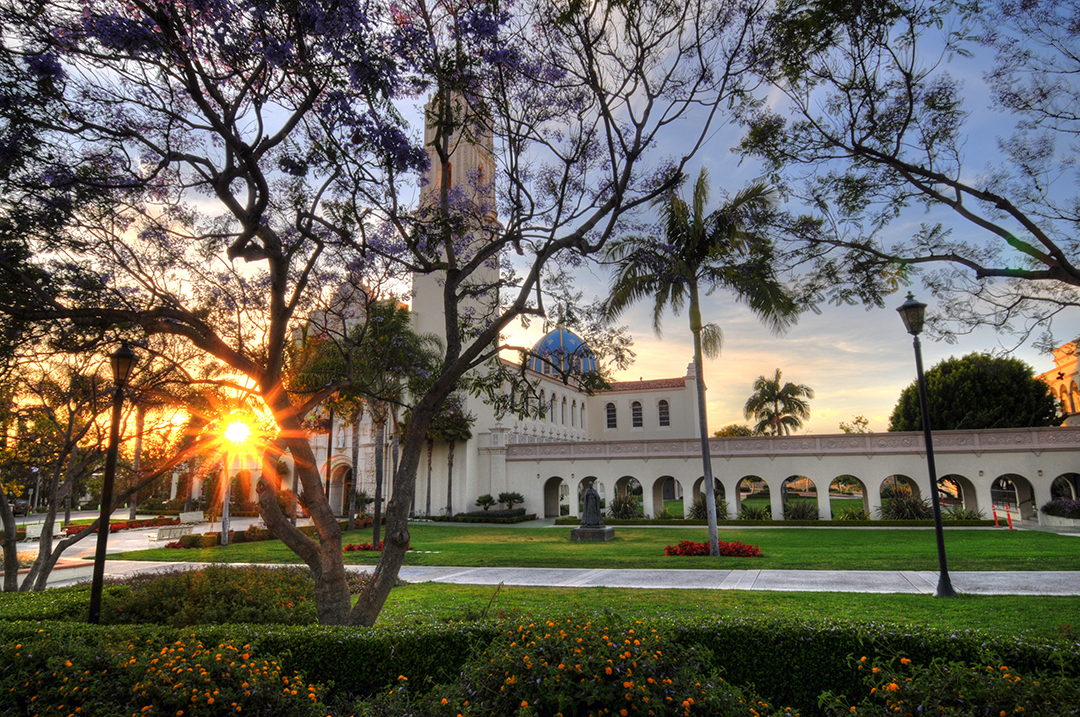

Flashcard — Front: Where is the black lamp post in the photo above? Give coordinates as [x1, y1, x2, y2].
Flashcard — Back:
[88, 342, 137, 623]
[897, 293, 957, 598]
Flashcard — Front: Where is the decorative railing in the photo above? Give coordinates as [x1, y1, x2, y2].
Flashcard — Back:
[505, 426, 1080, 461]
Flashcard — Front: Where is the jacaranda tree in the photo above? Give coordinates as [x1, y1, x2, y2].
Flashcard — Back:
[0, 0, 776, 625]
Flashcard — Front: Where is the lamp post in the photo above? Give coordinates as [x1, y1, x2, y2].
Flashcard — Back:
[88, 342, 137, 624]
[897, 293, 957, 598]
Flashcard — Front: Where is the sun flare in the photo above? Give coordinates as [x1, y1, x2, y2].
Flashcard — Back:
[223, 421, 252, 445]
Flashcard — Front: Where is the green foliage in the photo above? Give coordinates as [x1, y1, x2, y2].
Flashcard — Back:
[0, 626, 327, 717]
[350, 621, 797, 717]
[821, 654, 1080, 716]
[688, 493, 729, 520]
[744, 368, 814, 436]
[889, 353, 1061, 431]
[99, 565, 321, 626]
[497, 492, 524, 510]
[1041, 499, 1080, 520]
[714, 424, 755, 437]
[739, 503, 773, 521]
[607, 492, 642, 519]
[879, 487, 933, 520]
[834, 506, 872, 522]
[838, 415, 870, 433]
[944, 505, 986, 521]
[475, 493, 496, 511]
[783, 500, 819, 521]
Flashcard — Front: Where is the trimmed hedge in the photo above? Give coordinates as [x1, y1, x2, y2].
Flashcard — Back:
[1, 606, 1076, 714]
[553, 516, 997, 527]
[430, 509, 538, 524]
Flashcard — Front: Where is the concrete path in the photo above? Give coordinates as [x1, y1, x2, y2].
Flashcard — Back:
[13, 515, 1080, 596]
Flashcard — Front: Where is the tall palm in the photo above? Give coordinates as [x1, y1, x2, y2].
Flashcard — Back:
[744, 368, 814, 436]
[603, 169, 799, 556]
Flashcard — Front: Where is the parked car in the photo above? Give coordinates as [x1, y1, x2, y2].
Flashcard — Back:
[11, 498, 30, 516]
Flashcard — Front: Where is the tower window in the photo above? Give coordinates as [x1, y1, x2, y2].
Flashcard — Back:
[658, 400, 670, 427]
[571, 400, 576, 427]
[606, 403, 617, 429]
[631, 401, 643, 428]
[562, 397, 567, 424]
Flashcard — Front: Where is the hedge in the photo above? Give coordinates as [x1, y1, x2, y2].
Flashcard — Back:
[1, 609, 1076, 714]
[553, 516, 997, 527]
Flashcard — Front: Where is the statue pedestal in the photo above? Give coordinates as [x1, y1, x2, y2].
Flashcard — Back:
[570, 526, 615, 542]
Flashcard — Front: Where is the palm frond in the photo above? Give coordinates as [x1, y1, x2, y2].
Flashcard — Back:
[699, 323, 723, 360]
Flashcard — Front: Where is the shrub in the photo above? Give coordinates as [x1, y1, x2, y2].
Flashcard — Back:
[475, 493, 496, 511]
[821, 654, 1080, 716]
[99, 565, 321, 626]
[343, 541, 411, 551]
[63, 516, 177, 536]
[1041, 498, 1080, 519]
[607, 491, 642, 519]
[688, 493, 729, 520]
[944, 505, 986, 521]
[664, 540, 762, 557]
[879, 487, 933, 520]
[835, 506, 871, 521]
[739, 503, 772, 520]
[783, 500, 819, 520]
[0, 629, 327, 717]
[654, 507, 678, 520]
[351, 621, 798, 717]
[496, 491, 524, 510]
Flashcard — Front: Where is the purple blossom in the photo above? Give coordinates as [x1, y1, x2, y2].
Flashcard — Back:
[25, 53, 65, 82]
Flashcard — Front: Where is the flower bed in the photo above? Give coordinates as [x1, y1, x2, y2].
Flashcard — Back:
[343, 541, 411, 552]
[664, 539, 762, 557]
[1041, 498, 1080, 520]
[63, 516, 177, 536]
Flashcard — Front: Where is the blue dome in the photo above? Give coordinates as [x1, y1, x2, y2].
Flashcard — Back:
[527, 328, 598, 375]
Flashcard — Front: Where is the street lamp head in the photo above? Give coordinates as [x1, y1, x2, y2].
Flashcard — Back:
[897, 292, 927, 336]
[110, 342, 138, 385]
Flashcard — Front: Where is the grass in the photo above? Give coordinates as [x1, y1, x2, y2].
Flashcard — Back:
[375, 581, 1080, 642]
[117, 523, 1080, 571]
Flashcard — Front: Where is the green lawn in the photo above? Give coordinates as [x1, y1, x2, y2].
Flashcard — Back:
[117, 523, 1080, 571]
[377, 581, 1080, 642]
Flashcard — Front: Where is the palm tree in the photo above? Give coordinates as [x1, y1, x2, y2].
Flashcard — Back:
[744, 368, 814, 436]
[429, 394, 476, 517]
[602, 169, 799, 556]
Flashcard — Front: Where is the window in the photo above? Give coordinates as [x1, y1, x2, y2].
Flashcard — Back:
[658, 400, 670, 427]
[571, 401, 576, 427]
[581, 404, 586, 427]
[631, 401, 643, 428]
[561, 397, 567, 424]
[550, 394, 556, 421]
[540, 390, 545, 418]
[606, 402, 617, 429]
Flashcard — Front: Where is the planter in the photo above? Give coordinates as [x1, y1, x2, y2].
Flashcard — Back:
[1040, 513, 1080, 528]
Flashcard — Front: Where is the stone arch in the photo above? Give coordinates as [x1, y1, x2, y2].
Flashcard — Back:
[1052, 473, 1080, 500]
[330, 463, 353, 517]
[578, 476, 605, 513]
[782, 475, 820, 520]
[829, 475, 870, 518]
[562, 396, 567, 425]
[652, 476, 684, 517]
[734, 475, 768, 518]
[571, 400, 577, 428]
[881, 474, 922, 500]
[691, 476, 729, 518]
[1060, 385, 1073, 413]
[992, 473, 1038, 521]
[1072, 382, 1080, 413]
[543, 476, 566, 519]
[938, 473, 978, 513]
[615, 475, 643, 498]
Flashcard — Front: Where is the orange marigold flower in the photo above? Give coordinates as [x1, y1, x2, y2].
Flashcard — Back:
[441, 699, 448, 705]
[521, 701, 528, 708]
[900, 658, 911, 665]
[886, 683, 899, 692]
[606, 667, 612, 675]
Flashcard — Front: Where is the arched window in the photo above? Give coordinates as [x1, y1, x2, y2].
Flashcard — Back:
[658, 400, 670, 427]
[606, 402, 617, 429]
[561, 397, 567, 424]
[571, 400, 577, 427]
[631, 401, 643, 428]
[540, 390, 546, 418]
[550, 394, 556, 421]
[581, 404, 586, 427]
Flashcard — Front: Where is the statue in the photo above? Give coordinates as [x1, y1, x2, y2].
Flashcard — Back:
[571, 480, 614, 542]
[582, 481, 602, 526]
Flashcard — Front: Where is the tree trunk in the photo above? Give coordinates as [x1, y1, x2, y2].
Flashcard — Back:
[347, 410, 361, 532]
[0, 486, 19, 592]
[128, 404, 145, 521]
[445, 441, 455, 516]
[183, 458, 194, 512]
[425, 437, 434, 517]
[373, 416, 385, 547]
[688, 282, 721, 556]
[324, 405, 334, 504]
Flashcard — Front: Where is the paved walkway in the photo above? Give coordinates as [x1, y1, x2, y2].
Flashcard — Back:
[12, 514, 1080, 596]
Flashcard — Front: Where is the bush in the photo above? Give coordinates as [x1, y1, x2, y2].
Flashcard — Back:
[350, 621, 798, 717]
[944, 505, 986, 521]
[496, 491, 524, 510]
[1041, 498, 1080, 519]
[607, 491, 642, 519]
[834, 506, 871, 521]
[664, 540, 762, 557]
[687, 493, 729, 520]
[879, 487, 933, 520]
[99, 565, 321, 626]
[474, 493, 496, 511]
[783, 500, 819, 520]
[821, 654, 1080, 716]
[739, 503, 772, 521]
